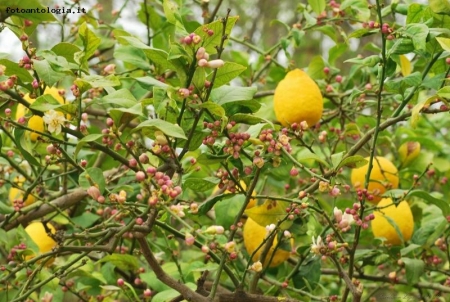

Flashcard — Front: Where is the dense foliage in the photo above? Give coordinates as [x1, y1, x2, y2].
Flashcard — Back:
[0, 0, 450, 301]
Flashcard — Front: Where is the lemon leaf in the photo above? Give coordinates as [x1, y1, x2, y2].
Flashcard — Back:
[337, 155, 368, 170]
[296, 149, 329, 167]
[407, 190, 450, 216]
[245, 200, 292, 229]
[401, 257, 425, 285]
[98, 254, 139, 271]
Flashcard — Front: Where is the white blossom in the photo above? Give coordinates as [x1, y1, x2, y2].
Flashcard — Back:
[43, 110, 66, 135]
[311, 235, 324, 255]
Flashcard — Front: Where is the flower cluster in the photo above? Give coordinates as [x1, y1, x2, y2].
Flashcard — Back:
[224, 132, 250, 159]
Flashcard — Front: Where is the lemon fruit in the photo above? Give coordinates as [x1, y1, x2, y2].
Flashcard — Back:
[16, 87, 65, 142]
[243, 217, 290, 267]
[371, 198, 414, 245]
[398, 141, 420, 167]
[25, 222, 57, 264]
[350, 156, 399, 203]
[273, 69, 323, 127]
[9, 186, 36, 207]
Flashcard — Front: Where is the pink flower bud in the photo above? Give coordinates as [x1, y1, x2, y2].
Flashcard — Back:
[196, 47, 206, 60]
[87, 186, 101, 200]
[207, 59, 225, 69]
[103, 64, 116, 75]
[198, 59, 208, 67]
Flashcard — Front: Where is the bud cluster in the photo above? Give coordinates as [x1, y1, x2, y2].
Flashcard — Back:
[224, 132, 250, 159]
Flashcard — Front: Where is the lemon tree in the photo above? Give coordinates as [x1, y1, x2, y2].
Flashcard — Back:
[0, 0, 449, 302]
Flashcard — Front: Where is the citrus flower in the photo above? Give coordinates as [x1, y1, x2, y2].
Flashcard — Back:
[250, 261, 263, 272]
[311, 235, 325, 255]
[43, 110, 66, 135]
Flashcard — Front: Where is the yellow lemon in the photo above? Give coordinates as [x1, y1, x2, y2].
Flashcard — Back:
[25, 222, 57, 264]
[273, 69, 323, 127]
[398, 141, 420, 167]
[9, 186, 36, 207]
[371, 198, 414, 245]
[243, 217, 291, 267]
[27, 115, 45, 142]
[350, 156, 399, 203]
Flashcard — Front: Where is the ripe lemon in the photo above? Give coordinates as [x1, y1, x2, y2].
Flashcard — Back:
[25, 222, 57, 264]
[9, 186, 36, 206]
[371, 198, 414, 245]
[398, 141, 420, 167]
[16, 87, 65, 142]
[273, 69, 323, 127]
[243, 217, 290, 267]
[350, 156, 399, 203]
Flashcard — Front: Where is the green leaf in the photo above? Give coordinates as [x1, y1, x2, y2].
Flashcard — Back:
[308, 0, 326, 14]
[337, 155, 368, 170]
[0, 59, 34, 83]
[230, 114, 273, 127]
[344, 55, 380, 67]
[114, 45, 151, 70]
[348, 28, 377, 39]
[407, 4, 434, 24]
[74, 75, 121, 90]
[76, 22, 101, 65]
[292, 29, 305, 46]
[14, 128, 41, 167]
[117, 36, 175, 71]
[198, 102, 225, 118]
[101, 89, 137, 108]
[307, 56, 325, 79]
[135, 76, 169, 89]
[183, 177, 219, 192]
[429, 0, 450, 15]
[412, 217, 445, 246]
[329, 43, 348, 65]
[404, 23, 429, 52]
[388, 38, 415, 55]
[296, 149, 329, 167]
[293, 258, 321, 291]
[32, 59, 68, 87]
[98, 254, 139, 272]
[436, 37, 450, 51]
[0, 202, 13, 214]
[79, 167, 106, 193]
[437, 86, 450, 99]
[210, 86, 257, 104]
[109, 103, 145, 127]
[400, 244, 421, 257]
[3, 0, 56, 22]
[212, 62, 247, 87]
[163, 0, 177, 24]
[407, 190, 450, 216]
[401, 258, 425, 285]
[198, 194, 233, 215]
[193, 16, 239, 55]
[75, 134, 103, 157]
[71, 212, 100, 229]
[340, 0, 371, 21]
[133, 119, 187, 139]
[51, 43, 81, 64]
